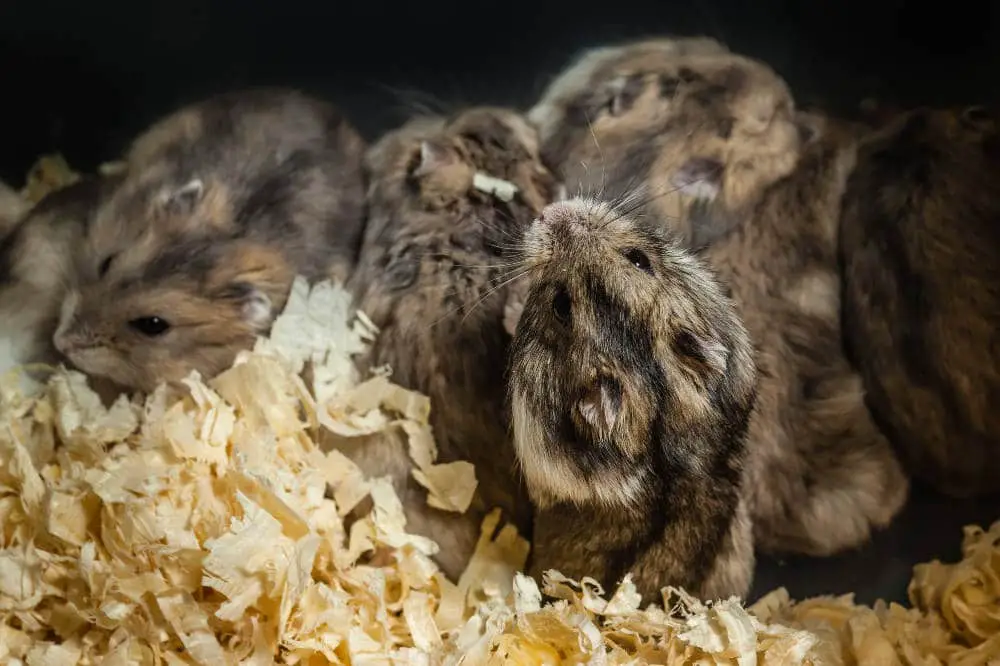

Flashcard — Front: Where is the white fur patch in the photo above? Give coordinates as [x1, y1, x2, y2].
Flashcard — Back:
[241, 289, 274, 332]
[472, 172, 519, 202]
[511, 389, 645, 510]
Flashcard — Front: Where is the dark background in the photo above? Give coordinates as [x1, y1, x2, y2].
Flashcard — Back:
[2, 0, 999, 604]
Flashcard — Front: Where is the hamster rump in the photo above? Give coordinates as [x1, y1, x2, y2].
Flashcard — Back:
[0, 177, 118, 377]
[347, 107, 559, 580]
[839, 105, 1000, 497]
[53, 88, 367, 393]
[529, 39, 815, 249]
[507, 197, 757, 601]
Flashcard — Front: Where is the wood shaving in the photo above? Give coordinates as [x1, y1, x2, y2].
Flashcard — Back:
[0, 270, 997, 664]
[472, 172, 518, 202]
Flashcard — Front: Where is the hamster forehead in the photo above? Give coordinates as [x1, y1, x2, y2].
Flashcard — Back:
[519, 199, 716, 331]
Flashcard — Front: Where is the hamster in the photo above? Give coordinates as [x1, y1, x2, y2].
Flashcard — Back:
[525, 41, 908, 557]
[528, 38, 812, 249]
[0, 182, 27, 238]
[505, 197, 758, 602]
[346, 107, 559, 580]
[0, 176, 119, 378]
[839, 105, 1000, 498]
[52, 88, 368, 394]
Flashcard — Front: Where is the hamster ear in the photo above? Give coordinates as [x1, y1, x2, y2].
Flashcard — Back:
[674, 329, 729, 378]
[239, 288, 274, 332]
[159, 178, 205, 216]
[671, 157, 724, 202]
[412, 141, 453, 178]
[577, 377, 622, 436]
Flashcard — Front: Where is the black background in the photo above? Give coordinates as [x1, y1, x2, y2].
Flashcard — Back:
[2, 0, 999, 603]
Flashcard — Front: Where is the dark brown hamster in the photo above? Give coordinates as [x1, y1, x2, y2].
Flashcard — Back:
[506, 197, 758, 602]
[346, 107, 559, 580]
[0, 176, 119, 378]
[839, 106, 1000, 498]
[528, 38, 811, 249]
[51, 88, 367, 393]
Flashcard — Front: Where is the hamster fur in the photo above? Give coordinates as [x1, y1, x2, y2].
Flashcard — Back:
[52, 88, 367, 394]
[346, 107, 559, 579]
[0, 176, 119, 377]
[525, 42, 908, 556]
[528, 38, 812, 249]
[839, 105, 1000, 497]
[506, 197, 758, 602]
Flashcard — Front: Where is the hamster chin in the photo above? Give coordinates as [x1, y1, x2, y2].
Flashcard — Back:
[52, 262, 279, 394]
[507, 196, 757, 512]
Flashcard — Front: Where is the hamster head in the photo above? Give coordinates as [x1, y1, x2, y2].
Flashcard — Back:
[52, 176, 293, 392]
[530, 41, 816, 222]
[364, 106, 554, 217]
[507, 197, 757, 510]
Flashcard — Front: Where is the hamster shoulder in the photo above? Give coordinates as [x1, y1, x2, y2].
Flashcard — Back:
[0, 176, 119, 376]
[506, 196, 757, 601]
[528, 39, 813, 249]
[839, 104, 1000, 497]
[346, 106, 559, 580]
[52, 89, 367, 394]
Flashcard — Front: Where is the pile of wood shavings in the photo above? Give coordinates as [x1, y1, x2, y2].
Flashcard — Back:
[0, 274, 998, 665]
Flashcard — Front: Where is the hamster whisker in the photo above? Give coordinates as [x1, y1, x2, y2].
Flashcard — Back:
[585, 113, 610, 203]
[457, 266, 538, 328]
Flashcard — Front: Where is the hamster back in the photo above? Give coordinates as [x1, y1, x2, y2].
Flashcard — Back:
[347, 106, 559, 579]
[52, 88, 367, 393]
[507, 197, 757, 601]
[840, 105, 1000, 497]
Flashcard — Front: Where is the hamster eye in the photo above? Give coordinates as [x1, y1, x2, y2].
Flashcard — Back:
[129, 316, 171, 337]
[98, 254, 117, 278]
[552, 286, 572, 325]
[622, 248, 654, 274]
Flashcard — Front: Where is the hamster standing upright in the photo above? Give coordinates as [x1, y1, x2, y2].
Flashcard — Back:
[528, 38, 813, 249]
[524, 39, 908, 557]
[839, 105, 1000, 498]
[0, 176, 120, 378]
[505, 197, 758, 602]
[347, 107, 559, 580]
[52, 88, 368, 394]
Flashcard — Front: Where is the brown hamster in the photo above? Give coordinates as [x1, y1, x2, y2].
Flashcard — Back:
[839, 106, 1000, 497]
[506, 197, 758, 602]
[662, 111, 909, 556]
[528, 38, 811, 249]
[52, 88, 367, 394]
[346, 107, 559, 580]
[0, 176, 119, 378]
[528, 43, 908, 556]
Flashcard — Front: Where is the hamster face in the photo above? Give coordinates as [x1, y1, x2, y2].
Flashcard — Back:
[529, 41, 814, 231]
[0, 178, 112, 376]
[507, 197, 756, 510]
[52, 177, 292, 392]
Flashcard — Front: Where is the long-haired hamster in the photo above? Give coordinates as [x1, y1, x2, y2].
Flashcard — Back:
[528, 38, 814, 249]
[506, 197, 758, 602]
[0, 176, 119, 378]
[839, 105, 1000, 497]
[346, 107, 559, 579]
[52, 88, 367, 393]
